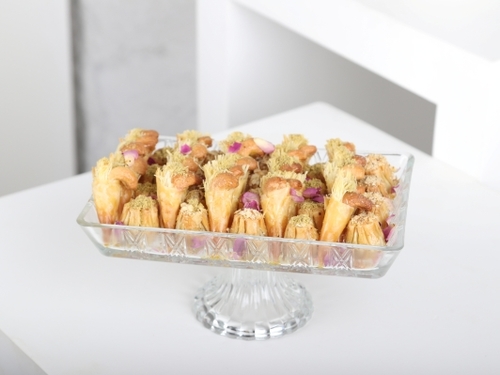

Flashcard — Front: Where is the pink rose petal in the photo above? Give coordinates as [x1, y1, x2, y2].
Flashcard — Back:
[253, 138, 275, 154]
[228, 142, 242, 153]
[242, 191, 261, 210]
[180, 144, 191, 154]
[303, 187, 320, 199]
[290, 188, 305, 203]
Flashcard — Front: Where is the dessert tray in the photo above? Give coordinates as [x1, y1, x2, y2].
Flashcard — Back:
[77, 135, 414, 340]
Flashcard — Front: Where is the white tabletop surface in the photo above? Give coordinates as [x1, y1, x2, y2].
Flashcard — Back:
[1, 102, 500, 374]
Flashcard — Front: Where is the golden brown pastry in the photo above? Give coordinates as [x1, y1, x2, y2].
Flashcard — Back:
[260, 171, 306, 238]
[176, 201, 209, 231]
[92, 154, 139, 224]
[319, 169, 358, 242]
[155, 161, 198, 228]
[120, 195, 160, 227]
[284, 215, 319, 240]
[230, 208, 267, 236]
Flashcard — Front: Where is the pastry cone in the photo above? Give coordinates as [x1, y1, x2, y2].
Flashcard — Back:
[149, 146, 173, 166]
[306, 162, 326, 183]
[365, 154, 398, 189]
[134, 182, 157, 198]
[176, 201, 209, 231]
[363, 175, 394, 198]
[203, 172, 240, 232]
[176, 130, 212, 162]
[92, 154, 139, 224]
[230, 208, 267, 236]
[319, 169, 357, 242]
[120, 195, 160, 228]
[260, 171, 305, 238]
[298, 201, 325, 230]
[276, 134, 317, 166]
[117, 128, 159, 154]
[284, 215, 319, 240]
[362, 191, 393, 228]
[202, 153, 250, 232]
[155, 162, 198, 228]
[325, 138, 355, 164]
[267, 149, 303, 173]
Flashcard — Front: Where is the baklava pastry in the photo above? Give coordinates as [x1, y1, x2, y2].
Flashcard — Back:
[345, 212, 385, 269]
[325, 138, 355, 165]
[176, 201, 209, 232]
[362, 191, 393, 228]
[134, 182, 157, 198]
[203, 153, 250, 232]
[298, 201, 325, 231]
[92, 154, 139, 224]
[260, 171, 306, 238]
[117, 128, 159, 155]
[120, 195, 160, 228]
[176, 129, 213, 162]
[230, 208, 267, 236]
[276, 134, 317, 166]
[267, 149, 304, 173]
[155, 161, 198, 228]
[319, 169, 358, 243]
[365, 154, 398, 190]
[284, 215, 319, 240]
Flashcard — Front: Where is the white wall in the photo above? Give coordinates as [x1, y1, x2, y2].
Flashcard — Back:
[0, 0, 76, 196]
[74, 0, 196, 172]
[198, 1, 435, 155]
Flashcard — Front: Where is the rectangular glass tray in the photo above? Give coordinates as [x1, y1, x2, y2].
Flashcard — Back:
[77, 143, 414, 279]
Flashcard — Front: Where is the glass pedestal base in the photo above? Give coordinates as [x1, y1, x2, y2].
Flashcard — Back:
[193, 269, 313, 340]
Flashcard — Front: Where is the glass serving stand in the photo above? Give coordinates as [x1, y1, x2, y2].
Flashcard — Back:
[77, 141, 414, 340]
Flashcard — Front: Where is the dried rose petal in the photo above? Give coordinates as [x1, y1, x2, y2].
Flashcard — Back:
[253, 138, 275, 154]
[242, 191, 261, 210]
[233, 238, 245, 257]
[147, 157, 156, 165]
[122, 150, 139, 166]
[180, 144, 191, 154]
[303, 187, 320, 199]
[191, 236, 207, 249]
[290, 188, 305, 203]
[383, 225, 396, 243]
[312, 194, 324, 203]
[228, 142, 242, 153]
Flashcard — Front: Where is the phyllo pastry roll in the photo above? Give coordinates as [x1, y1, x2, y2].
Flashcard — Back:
[230, 208, 267, 236]
[345, 212, 385, 269]
[117, 128, 159, 155]
[267, 149, 304, 173]
[365, 154, 398, 190]
[260, 171, 306, 238]
[219, 131, 275, 158]
[92, 154, 139, 224]
[298, 201, 325, 231]
[345, 212, 385, 246]
[362, 175, 394, 198]
[134, 182, 157, 198]
[325, 138, 355, 165]
[175, 201, 209, 231]
[120, 195, 160, 228]
[203, 154, 249, 232]
[155, 161, 198, 228]
[275, 134, 317, 166]
[175, 129, 213, 162]
[284, 215, 319, 240]
[319, 169, 359, 242]
[362, 191, 393, 228]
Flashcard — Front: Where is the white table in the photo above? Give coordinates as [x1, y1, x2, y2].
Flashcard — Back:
[1, 102, 500, 374]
